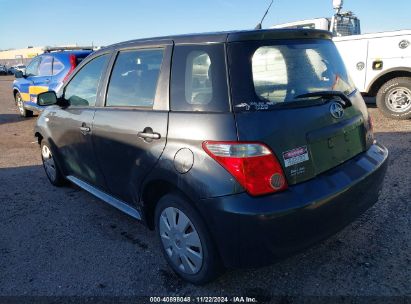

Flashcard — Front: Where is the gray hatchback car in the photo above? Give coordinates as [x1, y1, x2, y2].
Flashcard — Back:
[35, 29, 388, 284]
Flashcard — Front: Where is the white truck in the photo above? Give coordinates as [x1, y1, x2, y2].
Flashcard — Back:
[271, 0, 411, 120]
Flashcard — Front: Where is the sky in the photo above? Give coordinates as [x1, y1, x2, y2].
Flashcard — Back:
[1, 0, 410, 50]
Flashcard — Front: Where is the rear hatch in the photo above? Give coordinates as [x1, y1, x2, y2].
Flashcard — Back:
[228, 31, 373, 185]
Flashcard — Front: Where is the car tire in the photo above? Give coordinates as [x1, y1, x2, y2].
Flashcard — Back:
[376, 77, 411, 120]
[40, 141, 65, 186]
[155, 193, 222, 284]
[15, 92, 33, 118]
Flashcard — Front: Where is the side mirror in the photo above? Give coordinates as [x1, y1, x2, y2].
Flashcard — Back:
[38, 91, 58, 106]
[14, 70, 24, 78]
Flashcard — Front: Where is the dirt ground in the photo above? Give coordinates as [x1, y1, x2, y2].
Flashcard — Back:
[0, 75, 410, 302]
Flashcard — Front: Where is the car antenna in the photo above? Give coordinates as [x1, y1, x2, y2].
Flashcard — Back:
[254, 0, 274, 30]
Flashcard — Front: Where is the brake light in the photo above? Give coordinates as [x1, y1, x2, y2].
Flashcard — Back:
[202, 141, 288, 196]
[63, 54, 77, 83]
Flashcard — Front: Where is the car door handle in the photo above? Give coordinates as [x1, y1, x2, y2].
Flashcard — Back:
[137, 132, 161, 140]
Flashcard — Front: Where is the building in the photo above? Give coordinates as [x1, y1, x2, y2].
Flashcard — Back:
[0, 46, 45, 66]
[0, 45, 96, 67]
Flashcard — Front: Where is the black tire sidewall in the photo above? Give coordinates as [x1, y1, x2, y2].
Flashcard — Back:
[15, 92, 33, 117]
[40, 141, 64, 186]
[154, 193, 221, 284]
[377, 78, 411, 119]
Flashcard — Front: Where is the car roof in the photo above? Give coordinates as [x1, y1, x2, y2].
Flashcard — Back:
[99, 28, 332, 51]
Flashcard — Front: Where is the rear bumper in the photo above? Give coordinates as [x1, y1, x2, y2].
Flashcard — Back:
[198, 143, 388, 268]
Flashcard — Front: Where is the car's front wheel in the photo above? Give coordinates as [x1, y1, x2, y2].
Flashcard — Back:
[15, 92, 33, 117]
[376, 77, 411, 120]
[155, 193, 222, 284]
[41, 141, 65, 186]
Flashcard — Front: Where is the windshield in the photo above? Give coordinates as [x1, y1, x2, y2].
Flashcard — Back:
[228, 39, 356, 111]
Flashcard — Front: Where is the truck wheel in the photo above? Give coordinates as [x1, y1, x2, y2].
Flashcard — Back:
[41, 141, 65, 186]
[376, 77, 411, 120]
[155, 193, 222, 284]
[15, 92, 33, 117]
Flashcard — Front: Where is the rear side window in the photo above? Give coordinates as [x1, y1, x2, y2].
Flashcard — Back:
[106, 49, 164, 107]
[185, 51, 212, 105]
[38, 56, 53, 76]
[52, 58, 64, 75]
[25, 57, 41, 77]
[64, 54, 109, 107]
[171, 44, 229, 112]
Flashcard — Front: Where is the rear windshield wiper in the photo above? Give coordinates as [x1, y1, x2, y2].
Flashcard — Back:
[295, 91, 352, 108]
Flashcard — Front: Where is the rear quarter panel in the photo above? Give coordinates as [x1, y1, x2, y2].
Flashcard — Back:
[142, 112, 244, 202]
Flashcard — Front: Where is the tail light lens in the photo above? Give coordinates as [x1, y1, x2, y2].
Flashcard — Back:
[63, 54, 77, 83]
[202, 141, 288, 196]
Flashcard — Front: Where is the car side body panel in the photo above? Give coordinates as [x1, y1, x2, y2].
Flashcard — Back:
[93, 109, 170, 204]
[141, 112, 243, 203]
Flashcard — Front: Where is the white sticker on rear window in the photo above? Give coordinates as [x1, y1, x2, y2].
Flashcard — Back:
[283, 146, 309, 167]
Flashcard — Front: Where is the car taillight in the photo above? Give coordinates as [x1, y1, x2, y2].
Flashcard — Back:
[202, 141, 288, 196]
[63, 54, 77, 83]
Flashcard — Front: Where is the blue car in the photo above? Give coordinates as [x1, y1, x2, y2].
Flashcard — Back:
[12, 47, 93, 117]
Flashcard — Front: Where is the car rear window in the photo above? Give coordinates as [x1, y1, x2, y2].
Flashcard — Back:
[170, 44, 229, 112]
[76, 55, 87, 65]
[228, 39, 356, 111]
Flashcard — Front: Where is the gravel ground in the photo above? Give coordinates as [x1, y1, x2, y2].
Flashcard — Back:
[0, 75, 410, 302]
